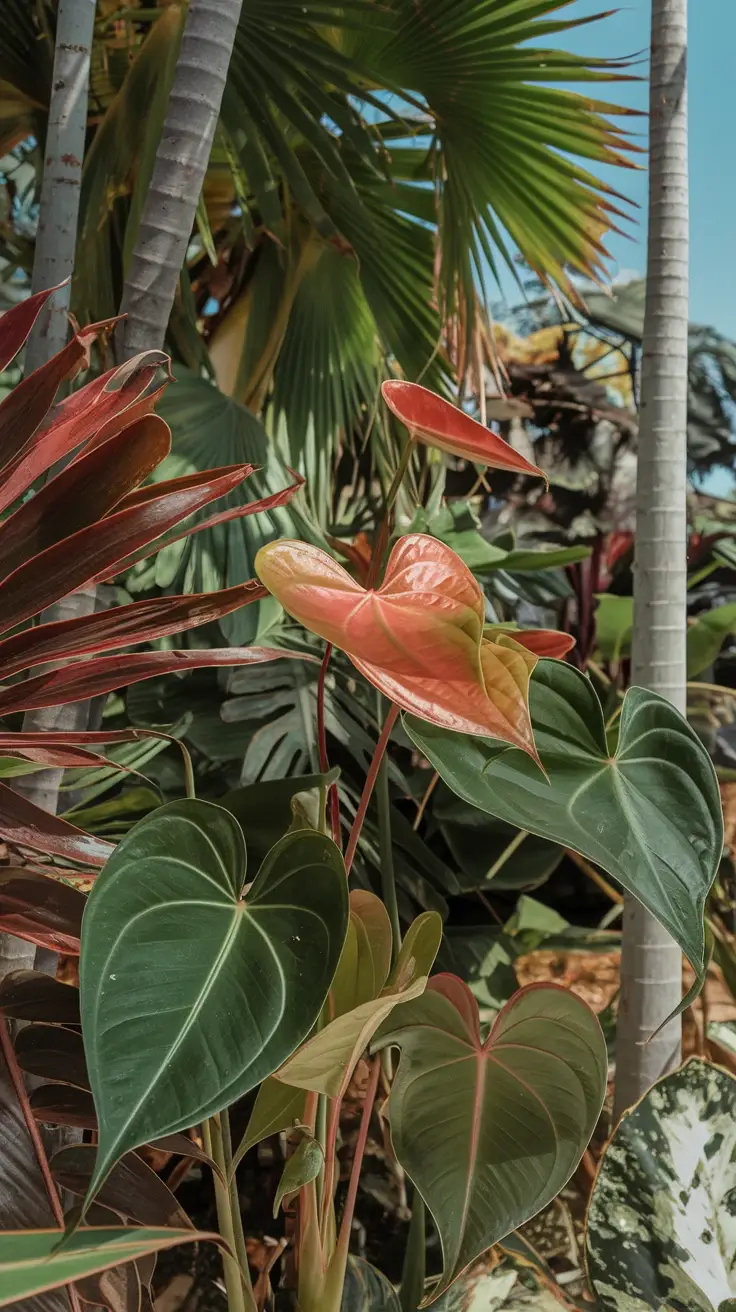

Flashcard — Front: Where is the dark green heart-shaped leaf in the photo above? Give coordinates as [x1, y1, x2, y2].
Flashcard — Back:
[405, 661, 722, 1016]
[587, 1058, 736, 1312]
[374, 977, 606, 1302]
[0, 1229, 219, 1310]
[80, 799, 348, 1204]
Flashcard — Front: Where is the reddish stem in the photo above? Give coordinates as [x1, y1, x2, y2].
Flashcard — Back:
[344, 703, 399, 874]
[0, 1018, 82, 1312]
[317, 643, 341, 847]
[337, 1057, 381, 1254]
[319, 1095, 342, 1236]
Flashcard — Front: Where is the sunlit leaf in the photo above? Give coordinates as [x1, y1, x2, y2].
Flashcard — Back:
[405, 659, 722, 1019]
[382, 381, 540, 476]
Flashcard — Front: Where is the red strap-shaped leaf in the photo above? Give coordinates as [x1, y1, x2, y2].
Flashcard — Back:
[382, 380, 544, 478]
[0, 414, 171, 580]
[0, 463, 255, 636]
[0, 285, 60, 373]
[0, 782, 113, 866]
[0, 869, 86, 954]
[0, 316, 119, 488]
[0, 582, 266, 679]
[0, 353, 169, 511]
[0, 646, 314, 716]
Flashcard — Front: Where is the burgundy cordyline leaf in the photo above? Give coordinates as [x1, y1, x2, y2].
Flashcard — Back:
[0, 647, 315, 716]
[0, 414, 172, 580]
[0, 869, 87, 954]
[0, 285, 59, 372]
[0, 582, 267, 679]
[0, 783, 112, 867]
[0, 463, 256, 635]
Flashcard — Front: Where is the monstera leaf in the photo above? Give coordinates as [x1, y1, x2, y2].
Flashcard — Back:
[80, 799, 348, 1203]
[374, 977, 607, 1302]
[587, 1059, 736, 1312]
[405, 660, 722, 1016]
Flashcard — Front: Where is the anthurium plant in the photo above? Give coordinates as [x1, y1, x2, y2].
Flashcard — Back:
[0, 359, 721, 1312]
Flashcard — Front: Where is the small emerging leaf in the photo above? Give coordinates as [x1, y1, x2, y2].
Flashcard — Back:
[273, 1135, 324, 1217]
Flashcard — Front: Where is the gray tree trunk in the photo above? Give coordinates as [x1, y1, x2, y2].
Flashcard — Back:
[614, 0, 689, 1119]
[116, 0, 244, 360]
[24, 0, 96, 375]
[1, 0, 96, 986]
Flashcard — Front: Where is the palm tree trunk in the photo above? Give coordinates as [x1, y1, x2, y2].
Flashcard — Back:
[116, 0, 244, 361]
[614, 0, 689, 1119]
[1, 0, 96, 987]
[24, 0, 96, 375]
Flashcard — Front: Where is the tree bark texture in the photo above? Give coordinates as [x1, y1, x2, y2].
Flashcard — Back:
[116, 0, 244, 360]
[614, 0, 689, 1119]
[24, 0, 96, 374]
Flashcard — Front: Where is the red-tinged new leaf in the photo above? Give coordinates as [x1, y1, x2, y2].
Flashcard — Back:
[0, 869, 86, 954]
[0, 285, 59, 373]
[0, 582, 267, 679]
[485, 627, 576, 660]
[0, 647, 314, 716]
[0, 353, 169, 512]
[0, 463, 255, 636]
[256, 535, 540, 759]
[0, 782, 112, 866]
[382, 380, 544, 478]
[93, 478, 303, 581]
[0, 316, 119, 485]
[0, 729, 166, 749]
[0, 414, 171, 580]
[0, 744, 121, 769]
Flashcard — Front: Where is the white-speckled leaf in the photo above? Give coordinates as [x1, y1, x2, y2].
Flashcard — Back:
[431, 1261, 562, 1310]
[587, 1058, 736, 1312]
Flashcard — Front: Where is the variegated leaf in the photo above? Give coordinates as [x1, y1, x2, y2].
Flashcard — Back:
[587, 1058, 736, 1312]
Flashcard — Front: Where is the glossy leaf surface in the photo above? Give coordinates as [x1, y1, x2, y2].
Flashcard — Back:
[405, 659, 722, 1014]
[0, 782, 113, 866]
[80, 800, 348, 1202]
[277, 912, 441, 1098]
[381, 382, 541, 476]
[587, 1059, 736, 1312]
[0, 971, 80, 1024]
[0, 1229, 217, 1309]
[375, 979, 606, 1301]
[256, 534, 543, 758]
[0, 870, 87, 953]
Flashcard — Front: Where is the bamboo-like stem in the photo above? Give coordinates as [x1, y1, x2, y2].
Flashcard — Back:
[203, 1114, 255, 1312]
[344, 704, 400, 874]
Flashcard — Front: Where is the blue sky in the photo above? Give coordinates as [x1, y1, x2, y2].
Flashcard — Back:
[532, 0, 736, 338]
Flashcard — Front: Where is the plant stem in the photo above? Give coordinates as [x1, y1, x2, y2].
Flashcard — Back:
[317, 642, 341, 847]
[484, 828, 528, 881]
[344, 703, 400, 874]
[377, 733, 401, 964]
[412, 770, 439, 831]
[221, 1108, 251, 1290]
[203, 1114, 255, 1312]
[0, 1020, 83, 1312]
[367, 438, 416, 590]
[336, 1056, 381, 1254]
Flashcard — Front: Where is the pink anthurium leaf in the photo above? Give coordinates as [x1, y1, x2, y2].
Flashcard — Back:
[0, 646, 313, 716]
[256, 534, 541, 760]
[0, 581, 267, 679]
[373, 977, 607, 1304]
[484, 626, 575, 660]
[382, 381, 544, 478]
